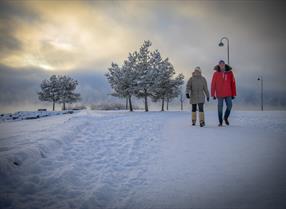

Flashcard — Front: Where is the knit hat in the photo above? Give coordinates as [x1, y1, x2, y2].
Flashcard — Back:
[194, 66, 202, 73]
[219, 60, 225, 64]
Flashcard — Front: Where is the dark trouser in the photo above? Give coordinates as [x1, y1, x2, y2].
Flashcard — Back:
[217, 97, 232, 124]
[192, 103, 204, 112]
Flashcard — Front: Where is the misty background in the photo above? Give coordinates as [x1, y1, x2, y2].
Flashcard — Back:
[0, 0, 286, 113]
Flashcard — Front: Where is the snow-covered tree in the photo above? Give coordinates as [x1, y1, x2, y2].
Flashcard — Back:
[106, 64, 128, 110]
[105, 52, 138, 111]
[58, 75, 80, 110]
[165, 73, 184, 110]
[150, 52, 184, 111]
[134, 40, 157, 112]
[122, 52, 139, 111]
[150, 55, 173, 111]
[106, 40, 184, 112]
[38, 75, 60, 111]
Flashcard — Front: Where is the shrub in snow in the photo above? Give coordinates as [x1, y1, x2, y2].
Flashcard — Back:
[66, 104, 87, 110]
[90, 103, 127, 110]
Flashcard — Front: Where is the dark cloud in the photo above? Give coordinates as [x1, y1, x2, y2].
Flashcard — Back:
[0, 32, 22, 56]
[204, 1, 286, 72]
[214, 1, 286, 40]
[0, 0, 40, 58]
[0, 0, 40, 21]
[0, 64, 47, 105]
[0, 20, 22, 58]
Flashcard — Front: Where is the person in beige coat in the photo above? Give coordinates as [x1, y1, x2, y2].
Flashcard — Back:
[186, 66, 210, 127]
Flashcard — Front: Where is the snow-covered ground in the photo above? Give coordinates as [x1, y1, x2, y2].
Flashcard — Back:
[0, 110, 286, 209]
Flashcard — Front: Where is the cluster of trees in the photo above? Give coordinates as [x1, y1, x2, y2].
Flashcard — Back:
[105, 40, 184, 111]
[38, 75, 80, 111]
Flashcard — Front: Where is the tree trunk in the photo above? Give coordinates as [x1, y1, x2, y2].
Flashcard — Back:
[52, 101, 55, 111]
[161, 98, 165, 111]
[166, 98, 169, 111]
[126, 97, 128, 110]
[128, 95, 133, 112]
[62, 102, 66, 110]
[144, 89, 148, 112]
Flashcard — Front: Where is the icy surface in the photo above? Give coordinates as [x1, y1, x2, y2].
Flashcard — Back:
[0, 110, 286, 209]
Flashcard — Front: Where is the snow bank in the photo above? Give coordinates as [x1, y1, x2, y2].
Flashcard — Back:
[0, 110, 76, 123]
[0, 111, 85, 176]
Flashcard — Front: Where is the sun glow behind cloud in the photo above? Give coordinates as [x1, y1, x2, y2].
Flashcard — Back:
[0, 1, 142, 71]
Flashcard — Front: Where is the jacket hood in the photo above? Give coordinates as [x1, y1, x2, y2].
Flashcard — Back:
[213, 64, 232, 72]
[192, 70, 202, 77]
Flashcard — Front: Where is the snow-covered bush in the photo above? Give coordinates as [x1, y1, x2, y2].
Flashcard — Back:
[66, 104, 87, 110]
[90, 103, 126, 110]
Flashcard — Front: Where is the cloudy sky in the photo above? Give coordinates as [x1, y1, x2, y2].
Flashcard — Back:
[0, 0, 286, 112]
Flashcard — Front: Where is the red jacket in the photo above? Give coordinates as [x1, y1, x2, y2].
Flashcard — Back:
[211, 67, 236, 98]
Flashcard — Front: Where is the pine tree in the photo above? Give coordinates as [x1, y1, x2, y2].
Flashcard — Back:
[150, 53, 184, 111]
[105, 52, 138, 112]
[134, 40, 156, 112]
[122, 52, 138, 111]
[149, 52, 169, 111]
[38, 75, 60, 111]
[165, 73, 184, 110]
[106, 63, 129, 110]
[58, 75, 80, 110]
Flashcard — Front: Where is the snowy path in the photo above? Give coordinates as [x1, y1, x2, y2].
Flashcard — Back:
[0, 110, 286, 209]
[133, 111, 286, 209]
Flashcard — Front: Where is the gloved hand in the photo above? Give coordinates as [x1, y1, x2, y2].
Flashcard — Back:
[232, 96, 235, 100]
[213, 96, 216, 100]
[207, 97, 210, 102]
[186, 93, 190, 99]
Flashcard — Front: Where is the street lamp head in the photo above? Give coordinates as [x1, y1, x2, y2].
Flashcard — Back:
[218, 42, 224, 47]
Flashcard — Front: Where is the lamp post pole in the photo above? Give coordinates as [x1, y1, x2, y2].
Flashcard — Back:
[257, 76, 264, 111]
[180, 86, 184, 111]
[218, 37, 230, 65]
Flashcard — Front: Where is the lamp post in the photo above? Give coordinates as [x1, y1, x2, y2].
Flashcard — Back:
[180, 86, 184, 111]
[257, 76, 264, 111]
[218, 37, 230, 65]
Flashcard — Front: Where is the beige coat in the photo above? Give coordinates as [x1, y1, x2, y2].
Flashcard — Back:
[186, 71, 210, 104]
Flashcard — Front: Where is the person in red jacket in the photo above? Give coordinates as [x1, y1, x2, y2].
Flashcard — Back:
[211, 60, 236, 126]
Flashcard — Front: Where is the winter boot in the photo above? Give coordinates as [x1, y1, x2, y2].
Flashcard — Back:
[192, 112, 196, 126]
[199, 112, 205, 127]
[224, 117, 229, 126]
